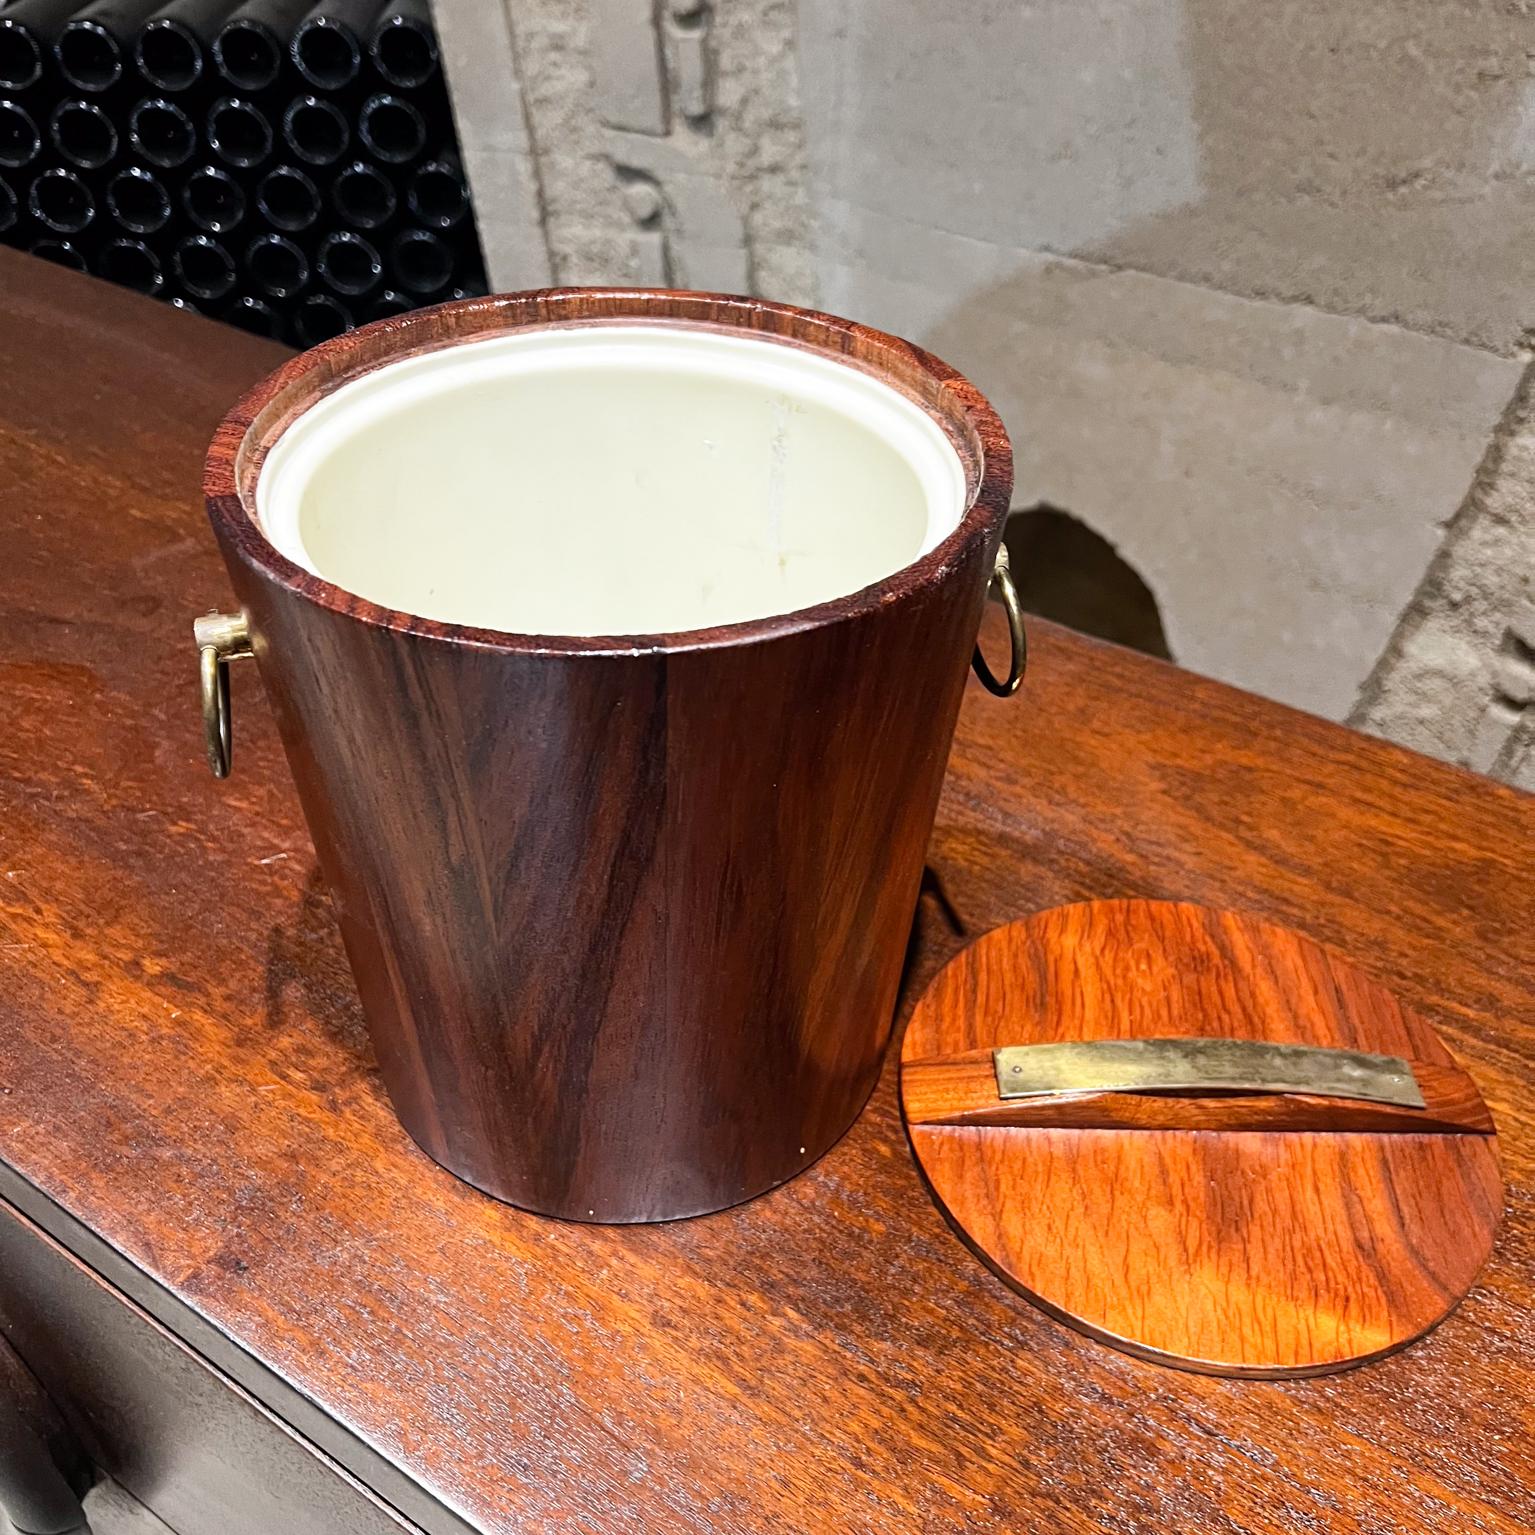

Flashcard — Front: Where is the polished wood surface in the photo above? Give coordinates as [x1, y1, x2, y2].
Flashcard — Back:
[900, 901, 1502, 1376]
[203, 289, 1012, 1222]
[0, 250, 1532, 1532]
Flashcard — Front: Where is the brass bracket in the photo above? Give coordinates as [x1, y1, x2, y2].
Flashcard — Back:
[194, 611, 254, 779]
[971, 542, 1026, 698]
[992, 1037, 1426, 1110]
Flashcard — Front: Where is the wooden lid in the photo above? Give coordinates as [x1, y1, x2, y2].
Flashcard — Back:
[899, 901, 1502, 1377]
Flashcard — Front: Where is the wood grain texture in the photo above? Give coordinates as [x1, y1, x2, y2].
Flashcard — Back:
[899, 901, 1502, 1376]
[203, 288, 1013, 1221]
[0, 250, 1532, 1532]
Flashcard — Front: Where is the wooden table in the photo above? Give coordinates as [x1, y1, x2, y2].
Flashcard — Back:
[0, 250, 1531, 1535]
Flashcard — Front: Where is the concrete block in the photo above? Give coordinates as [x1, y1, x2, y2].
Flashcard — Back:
[432, 0, 551, 288]
[463, 0, 641, 287]
[788, 0, 1526, 720]
[796, 0, 1203, 260]
[1077, 0, 1535, 355]
[448, 0, 815, 300]
[797, 0, 1535, 355]
[1504, 726, 1535, 792]
[907, 253, 1518, 719]
[458, 0, 1535, 348]
[1353, 365, 1535, 778]
[589, 0, 668, 135]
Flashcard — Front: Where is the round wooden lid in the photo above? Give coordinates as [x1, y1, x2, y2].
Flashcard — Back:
[899, 901, 1502, 1377]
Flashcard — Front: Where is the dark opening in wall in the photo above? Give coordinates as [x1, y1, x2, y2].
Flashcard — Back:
[1003, 504, 1172, 660]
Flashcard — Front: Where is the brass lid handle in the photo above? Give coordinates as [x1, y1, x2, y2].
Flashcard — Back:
[971, 542, 1026, 697]
[901, 1037, 1495, 1136]
[992, 1037, 1425, 1107]
[194, 611, 253, 779]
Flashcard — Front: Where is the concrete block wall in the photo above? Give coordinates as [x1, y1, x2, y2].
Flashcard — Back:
[433, 0, 1535, 789]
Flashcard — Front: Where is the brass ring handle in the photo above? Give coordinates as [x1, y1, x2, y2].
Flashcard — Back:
[194, 612, 253, 779]
[971, 542, 1026, 697]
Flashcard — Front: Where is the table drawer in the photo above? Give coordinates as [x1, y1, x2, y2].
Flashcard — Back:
[0, 1197, 424, 1535]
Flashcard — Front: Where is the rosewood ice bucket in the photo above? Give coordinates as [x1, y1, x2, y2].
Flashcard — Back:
[196, 288, 1020, 1222]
